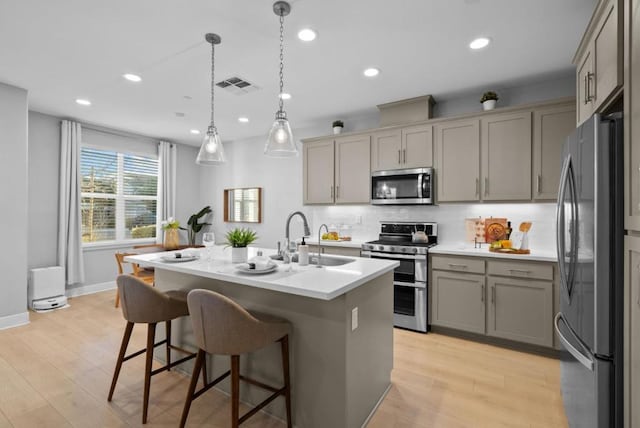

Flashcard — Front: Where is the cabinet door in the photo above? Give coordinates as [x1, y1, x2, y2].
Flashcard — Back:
[487, 277, 553, 347]
[371, 129, 402, 171]
[402, 124, 433, 168]
[625, 0, 640, 231]
[481, 112, 532, 201]
[303, 140, 334, 204]
[335, 134, 371, 204]
[431, 270, 485, 334]
[532, 104, 576, 200]
[434, 119, 480, 202]
[625, 235, 640, 428]
[576, 49, 595, 125]
[593, 0, 622, 111]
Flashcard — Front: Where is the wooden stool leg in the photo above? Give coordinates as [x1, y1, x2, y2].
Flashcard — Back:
[142, 322, 157, 424]
[165, 320, 171, 371]
[179, 349, 205, 428]
[231, 355, 240, 428]
[281, 335, 292, 428]
[115, 288, 120, 308]
[108, 321, 134, 401]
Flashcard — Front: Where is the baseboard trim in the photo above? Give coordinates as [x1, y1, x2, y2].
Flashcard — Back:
[0, 311, 30, 330]
[361, 383, 392, 428]
[66, 281, 116, 298]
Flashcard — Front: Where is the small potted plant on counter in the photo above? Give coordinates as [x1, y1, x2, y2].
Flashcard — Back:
[332, 120, 344, 135]
[480, 91, 499, 110]
[225, 227, 258, 263]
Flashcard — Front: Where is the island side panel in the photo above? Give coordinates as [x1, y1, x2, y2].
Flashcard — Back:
[155, 268, 349, 428]
[344, 271, 394, 427]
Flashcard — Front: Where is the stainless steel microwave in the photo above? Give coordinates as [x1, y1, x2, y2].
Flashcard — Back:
[371, 167, 434, 205]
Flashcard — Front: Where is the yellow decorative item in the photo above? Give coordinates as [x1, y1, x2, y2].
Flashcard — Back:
[164, 228, 180, 250]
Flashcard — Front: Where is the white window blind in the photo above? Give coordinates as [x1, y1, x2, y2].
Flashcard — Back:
[80, 146, 158, 244]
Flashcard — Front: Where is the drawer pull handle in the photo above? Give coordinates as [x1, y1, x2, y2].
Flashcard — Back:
[509, 269, 531, 274]
[448, 263, 468, 269]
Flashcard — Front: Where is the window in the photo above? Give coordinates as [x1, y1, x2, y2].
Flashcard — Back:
[80, 146, 158, 244]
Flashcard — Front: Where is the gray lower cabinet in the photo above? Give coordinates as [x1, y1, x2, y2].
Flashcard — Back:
[486, 276, 554, 347]
[431, 270, 485, 334]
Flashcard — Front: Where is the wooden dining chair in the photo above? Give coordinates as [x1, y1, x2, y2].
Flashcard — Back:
[114, 252, 155, 308]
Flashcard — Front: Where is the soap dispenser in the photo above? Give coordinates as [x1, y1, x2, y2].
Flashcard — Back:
[298, 237, 309, 266]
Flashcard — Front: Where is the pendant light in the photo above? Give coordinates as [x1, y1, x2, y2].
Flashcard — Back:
[196, 33, 226, 165]
[264, 1, 298, 157]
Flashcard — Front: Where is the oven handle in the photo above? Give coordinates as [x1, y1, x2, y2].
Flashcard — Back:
[395, 281, 426, 289]
[361, 251, 424, 261]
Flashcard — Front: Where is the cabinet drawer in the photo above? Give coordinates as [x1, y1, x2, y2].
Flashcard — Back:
[431, 255, 485, 274]
[487, 260, 553, 281]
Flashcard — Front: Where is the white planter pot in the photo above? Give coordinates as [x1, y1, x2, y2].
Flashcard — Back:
[482, 99, 497, 111]
[231, 247, 248, 263]
[333, 126, 343, 135]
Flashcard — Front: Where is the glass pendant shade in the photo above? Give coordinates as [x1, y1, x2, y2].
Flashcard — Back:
[265, 111, 297, 157]
[196, 126, 226, 164]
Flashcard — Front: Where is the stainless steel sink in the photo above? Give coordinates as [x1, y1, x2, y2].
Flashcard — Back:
[309, 256, 355, 266]
[269, 254, 355, 266]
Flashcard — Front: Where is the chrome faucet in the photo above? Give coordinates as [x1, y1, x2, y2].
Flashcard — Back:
[284, 211, 311, 263]
[316, 224, 329, 268]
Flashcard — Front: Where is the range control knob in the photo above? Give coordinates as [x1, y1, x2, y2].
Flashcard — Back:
[390, 247, 397, 252]
[411, 248, 418, 254]
[377, 245, 385, 251]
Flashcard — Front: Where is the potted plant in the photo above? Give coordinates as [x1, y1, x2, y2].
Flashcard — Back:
[332, 120, 344, 135]
[186, 206, 212, 246]
[480, 91, 498, 110]
[225, 227, 258, 263]
[161, 217, 182, 250]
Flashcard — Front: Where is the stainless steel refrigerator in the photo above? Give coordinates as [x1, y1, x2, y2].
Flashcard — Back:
[555, 113, 623, 428]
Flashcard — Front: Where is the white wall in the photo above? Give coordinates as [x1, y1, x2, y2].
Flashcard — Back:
[0, 82, 29, 323]
[201, 75, 573, 252]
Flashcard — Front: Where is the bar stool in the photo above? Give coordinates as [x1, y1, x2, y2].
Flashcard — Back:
[180, 289, 292, 428]
[108, 275, 201, 424]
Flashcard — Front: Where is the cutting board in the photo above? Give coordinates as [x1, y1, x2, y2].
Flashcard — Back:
[465, 218, 486, 243]
[484, 218, 508, 243]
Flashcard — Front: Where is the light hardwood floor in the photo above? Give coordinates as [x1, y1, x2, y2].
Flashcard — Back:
[0, 291, 567, 428]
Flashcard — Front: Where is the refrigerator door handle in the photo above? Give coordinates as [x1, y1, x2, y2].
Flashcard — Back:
[556, 157, 571, 301]
[554, 312, 595, 371]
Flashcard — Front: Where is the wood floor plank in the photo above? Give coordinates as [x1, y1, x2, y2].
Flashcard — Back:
[0, 292, 567, 427]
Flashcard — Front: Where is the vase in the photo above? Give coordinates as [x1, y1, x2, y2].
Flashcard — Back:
[482, 99, 497, 111]
[231, 246, 248, 263]
[164, 229, 180, 250]
[333, 126, 343, 135]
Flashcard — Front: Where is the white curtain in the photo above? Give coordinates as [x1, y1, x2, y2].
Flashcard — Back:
[58, 120, 85, 285]
[156, 141, 177, 243]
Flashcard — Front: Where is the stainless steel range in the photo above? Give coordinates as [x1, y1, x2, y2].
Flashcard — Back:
[361, 222, 437, 333]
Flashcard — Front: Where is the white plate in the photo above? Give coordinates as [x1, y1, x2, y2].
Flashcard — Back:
[160, 255, 198, 263]
[235, 263, 278, 274]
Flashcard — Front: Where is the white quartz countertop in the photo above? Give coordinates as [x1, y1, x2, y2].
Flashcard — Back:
[125, 246, 398, 301]
[304, 238, 369, 249]
[430, 244, 558, 262]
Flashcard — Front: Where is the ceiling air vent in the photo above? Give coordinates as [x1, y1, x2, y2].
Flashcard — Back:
[215, 76, 260, 95]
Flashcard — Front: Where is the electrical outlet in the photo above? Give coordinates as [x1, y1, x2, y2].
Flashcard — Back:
[351, 307, 358, 331]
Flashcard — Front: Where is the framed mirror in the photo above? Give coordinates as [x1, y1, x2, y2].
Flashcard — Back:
[224, 187, 262, 223]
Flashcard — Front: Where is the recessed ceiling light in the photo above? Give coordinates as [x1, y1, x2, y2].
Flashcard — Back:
[469, 37, 491, 50]
[298, 28, 317, 42]
[238, 117, 250, 123]
[75, 98, 91, 106]
[363, 68, 380, 77]
[190, 129, 201, 135]
[279, 92, 291, 100]
[123, 73, 142, 82]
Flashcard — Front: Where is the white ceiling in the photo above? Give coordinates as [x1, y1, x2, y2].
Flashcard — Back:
[0, 0, 596, 146]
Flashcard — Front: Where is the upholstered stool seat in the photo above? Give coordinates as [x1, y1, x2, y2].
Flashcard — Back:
[180, 289, 293, 428]
[108, 275, 201, 424]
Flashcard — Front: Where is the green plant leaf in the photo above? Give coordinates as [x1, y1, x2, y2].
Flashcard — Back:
[224, 227, 258, 248]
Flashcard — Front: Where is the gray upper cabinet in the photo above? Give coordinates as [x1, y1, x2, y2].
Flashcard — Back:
[481, 112, 532, 201]
[335, 134, 371, 204]
[303, 139, 335, 204]
[371, 124, 433, 171]
[625, 0, 640, 232]
[532, 103, 576, 200]
[574, 0, 623, 125]
[434, 119, 481, 202]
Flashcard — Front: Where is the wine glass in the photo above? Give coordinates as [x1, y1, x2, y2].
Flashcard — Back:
[202, 232, 215, 261]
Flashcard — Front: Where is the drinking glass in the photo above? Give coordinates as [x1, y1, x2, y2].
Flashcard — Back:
[202, 232, 215, 261]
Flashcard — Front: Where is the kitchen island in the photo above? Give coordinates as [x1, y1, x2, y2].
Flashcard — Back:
[126, 246, 398, 428]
